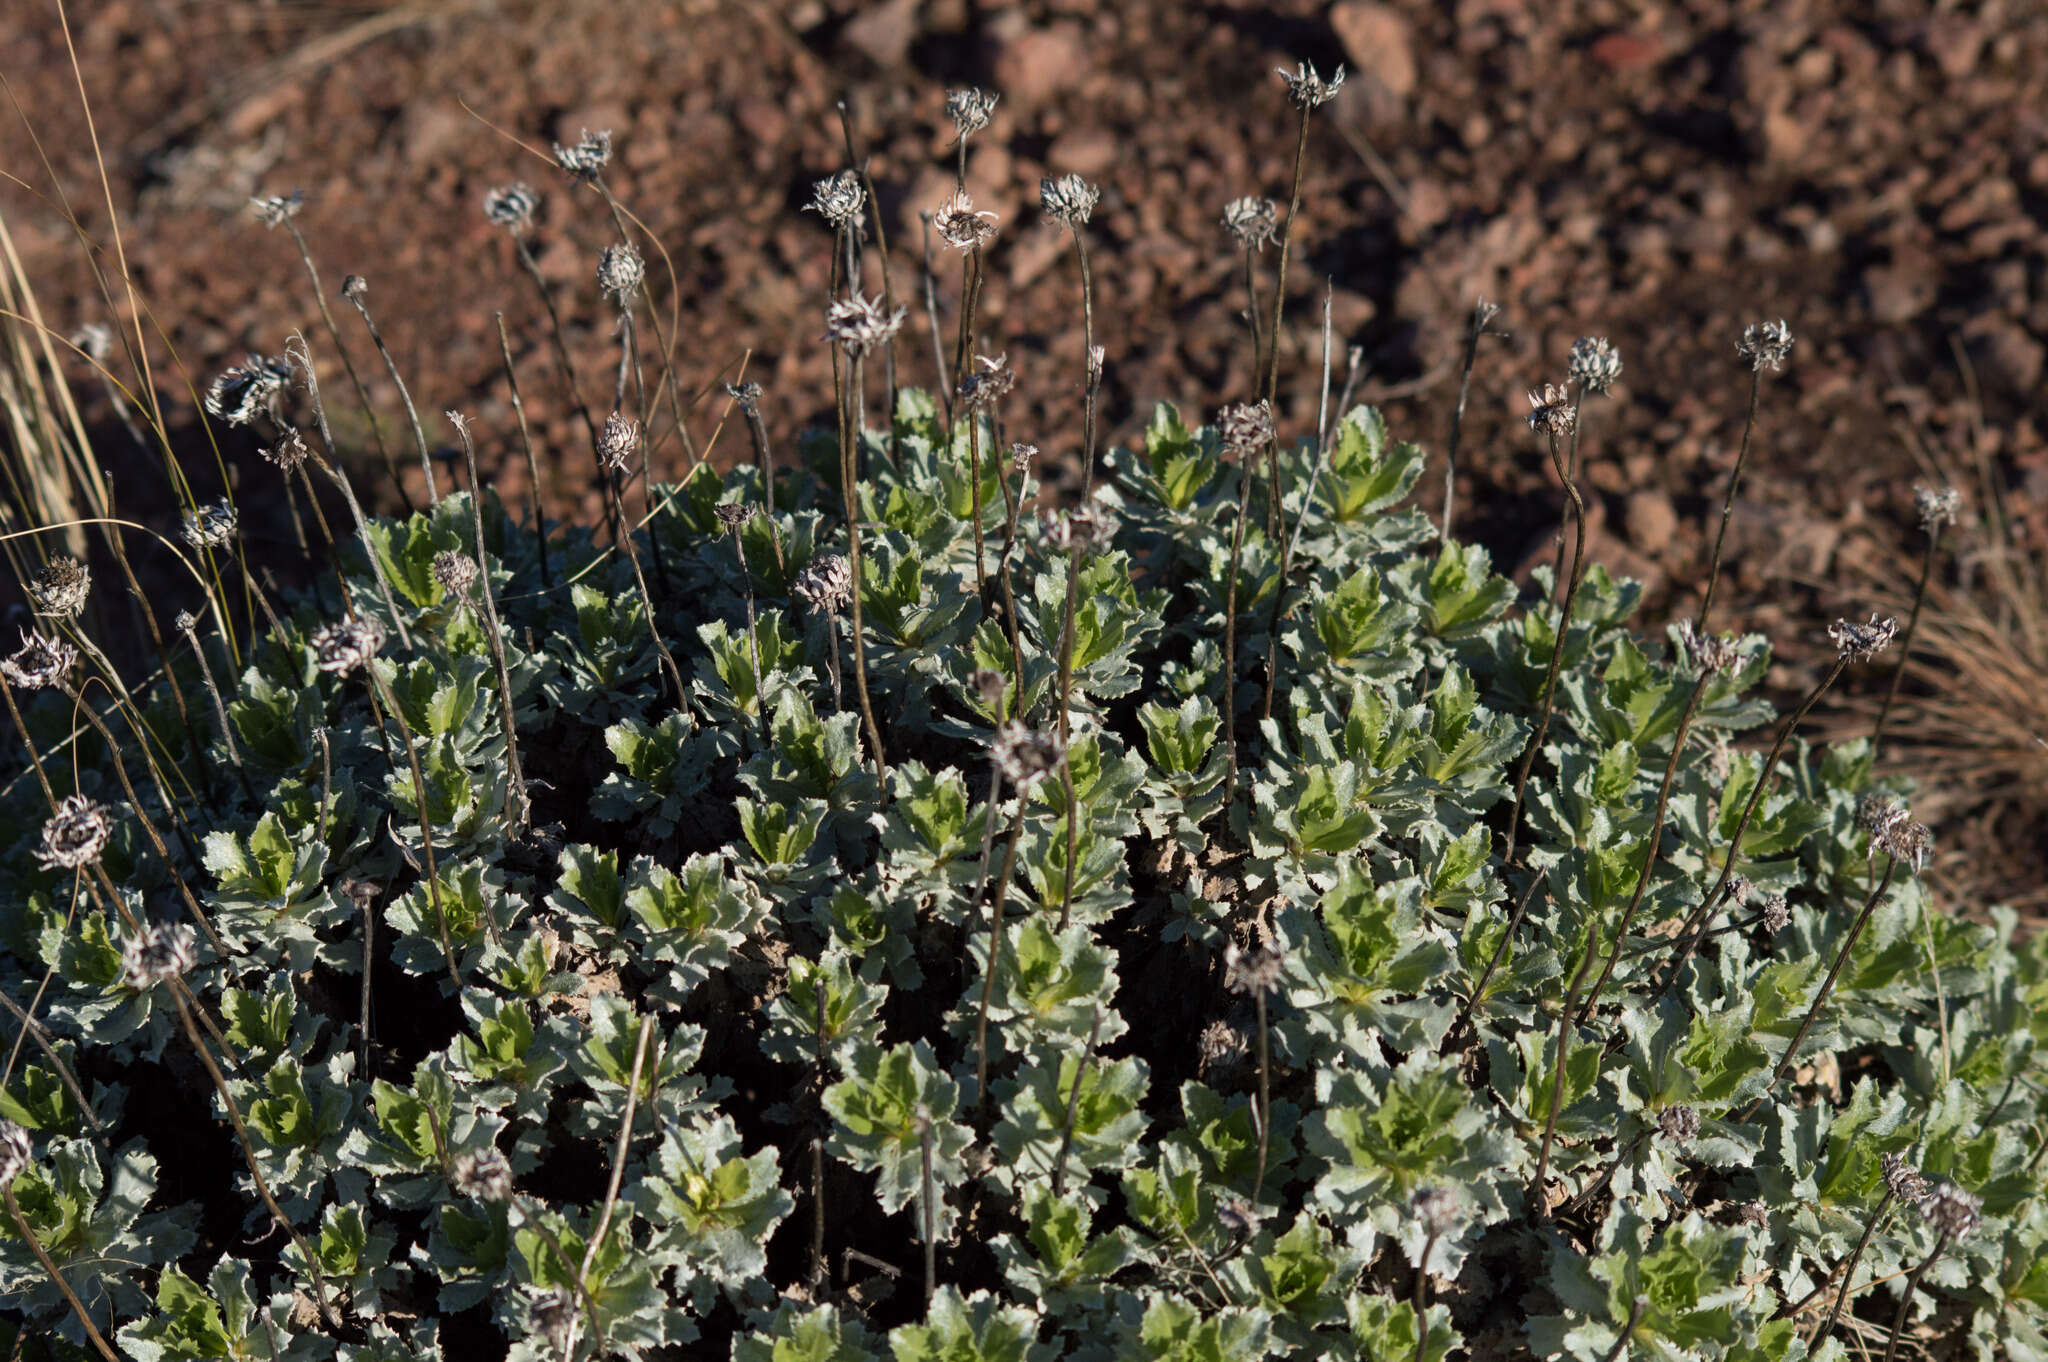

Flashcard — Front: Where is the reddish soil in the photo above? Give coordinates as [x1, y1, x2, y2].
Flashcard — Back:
[4, 0, 2043, 900]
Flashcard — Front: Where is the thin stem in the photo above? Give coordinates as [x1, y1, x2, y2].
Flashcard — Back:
[1413, 1229, 1440, 1362]
[1, 674, 57, 806]
[1054, 545, 1085, 930]
[1872, 520, 1945, 761]
[838, 352, 887, 793]
[448, 412, 530, 832]
[1252, 988, 1272, 1200]
[1219, 465, 1259, 822]
[563, 1016, 655, 1362]
[344, 282, 436, 502]
[1882, 1228, 1953, 1362]
[281, 219, 407, 505]
[731, 523, 769, 744]
[1822, 1187, 1898, 1342]
[836, 104, 901, 468]
[1600, 1297, 1648, 1362]
[1262, 285, 1334, 723]
[1697, 368, 1764, 632]
[736, 397, 785, 571]
[1240, 245, 1265, 391]
[919, 1107, 938, 1306]
[512, 236, 602, 455]
[362, 667, 463, 992]
[1530, 896, 1603, 1217]
[1262, 109, 1311, 412]
[975, 810, 1027, 1115]
[4, 1186, 120, 1362]
[1049, 1008, 1104, 1197]
[968, 403, 988, 600]
[178, 617, 255, 802]
[1549, 383, 1590, 605]
[919, 216, 954, 419]
[1569, 1128, 1651, 1216]
[1502, 428, 1589, 867]
[1441, 303, 1496, 543]
[810, 974, 830, 1288]
[0, 985, 103, 1135]
[1075, 232, 1100, 499]
[496, 313, 551, 587]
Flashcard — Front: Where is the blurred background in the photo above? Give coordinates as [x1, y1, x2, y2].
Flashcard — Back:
[2, 0, 2043, 905]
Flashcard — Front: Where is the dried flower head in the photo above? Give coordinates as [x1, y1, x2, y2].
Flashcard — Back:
[944, 87, 1000, 140]
[1223, 940, 1285, 995]
[484, 183, 539, 234]
[1277, 60, 1346, 109]
[70, 322, 114, 364]
[1913, 484, 1962, 534]
[28, 556, 90, 619]
[1044, 504, 1117, 557]
[1218, 399, 1275, 461]
[1010, 441, 1037, 476]
[263, 428, 312, 473]
[182, 499, 239, 550]
[933, 190, 999, 251]
[204, 354, 293, 427]
[1736, 319, 1795, 372]
[1727, 875, 1754, 909]
[1657, 1104, 1701, 1145]
[1873, 811, 1932, 872]
[725, 381, 763, 412]
[714, 503, 757, 531]
[597, 241, 645, 307]
[0, 628, 77, 691]
[553, 128, 613, 182]
[1882, 1151, 1928, 1205]
[311, 615, 387, 675]
[0, 1122, 31, 1190]
[1676, 620, 1742, 677]
[1040, 174, 1100, 231]
[1736, 1201, 1770, 1229]
[36, 794, 114, 871]
[824, 293, 907, 358]
[598, 412, 640, 474]
[1525, 383, 1578, 437]
[970, 668, 1006, 709]
[1758, 895, 1791, 935]
[992, 720, 1065, 788]
[121, 922, 197, 990]
[1857, 792, 1906, 836]
[1221, 196, 1279, 252]
[1409, 1185, 1464, 1238]
[1828, 613, 1898, 662]
[528, 1288, 576, 1353]
[1197, 1016, 1253, 1078]
[1568, 336, 1623, 395]
[450, 1146, 513, 1203]
[250, 191, 305, 229]
[433, 551, 479, 600]
[173, 610, 199, 634]
[807, 171, 866, 229]
[341, 274, 369, 303]
[1918, 1182, 1982, 1240]
[957, 353, 1016, 412]
[793, 555, 854, 615]
[1215, 1194, 1262, 1236]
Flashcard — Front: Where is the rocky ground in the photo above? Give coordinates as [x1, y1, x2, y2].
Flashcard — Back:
[3, 0, 2043, 905]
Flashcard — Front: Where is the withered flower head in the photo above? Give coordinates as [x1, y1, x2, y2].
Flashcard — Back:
[1676, 620, 1742, 677]
[1882, 1151, 1928, 1205]
[944, 87, 1000, 139]
[1913, 485, 1961, 534]
[250, 191, 305, 228]
[433, 551, 479, 600]
[1525, 383, 1578, 437]
[1759, 896, 1791, 935]
[450, 1146, 513, 1203]
[1221, 196, 1279, 251]
[0, 628, 77, 691]
[1736, 319, 1794, 372]
[1040, 173, 1100, 231]
[121, 922, 197, 991]
[957, 353, 1016, 412]
[1223, 940, 1285, 995]
[598, 412, 640, 474]
[597, 241, 645, 307]
[1657, 1104, 1701, 1145]
[1918, 1181, 1982, 1240]
[1409, 1185, 1464, 1237]
[933, 189, 999, 251]
[203, 354, 293, 428]
[970, 668, 1005, 709]
[28, 557, 90, 619]
[714, 503, 757, 530]
[484, 183, 539, 234]
[992, 720, 1064, 788]
[1276, 60, 1346, 109]
[36, 794, 114, 871]
[807, 171, 866, 229]
[824, 293, 907, 358]
[1828, 613, 1898, 662]
[1044, 504, 1117, 557]
[1568, 336, 1623, 395]
[263, 429, 312, 473]
[553, 128, 613, 182]
[793, 555, 854, 616]
[182, 499, 239, 550]
[0, 1122, 31, 1190]
[1218, 399, 1275, 461]
[311, 615, 387, 675]
[725, 381, 763, 411]
[1010, 441, 1037, 476]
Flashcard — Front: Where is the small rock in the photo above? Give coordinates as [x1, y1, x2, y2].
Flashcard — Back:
[1329, 2, 1417, 98]
[1625, 490, 1679, 553]
[841, 0, 918, 67]
[1862, 250, 1937, 326]
[1968, 321, 2045, 393]
[1046, 127, 1118, 179]
[1589, 31, 1663, 72]
[991, 23, 1092, 105]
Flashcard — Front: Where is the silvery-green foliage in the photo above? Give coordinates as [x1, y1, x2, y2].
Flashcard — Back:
[2, 386, 2041, 1362]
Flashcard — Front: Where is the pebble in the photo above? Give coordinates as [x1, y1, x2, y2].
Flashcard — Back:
[1329, 2, 1418, 99]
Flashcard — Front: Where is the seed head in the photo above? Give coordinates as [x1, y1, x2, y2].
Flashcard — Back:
[121, 922, 197, 990]
[204, 354, 293, 427]
[725, 381, 763, 412]
[1676, 620, 1742, 676]
[957, 353, 1016, 412]
[933, 190, 999, 251]
[807, 171, 866, 230]
[263, 428, 312, 473]
[433, 551, 479, 600]
[824, 293, 907, 358]
[1828, 613, 1898, 662]
[28, 557, 90, 619]
[992, 720, 1064, 788]
[714, 503, 756, 531]
[1197, 1017, 1253, 1078]
[341, 274, 369, 303]
[182, 499, 239, 550]
[1221, 196, 1279, 251]
[1657, 1104, 1701, 1145]
[1409, 1185, 1463, 1238]
[597, 241, 644, 307]
[484, 183, 539, 235]
[1873, 812, 1932, 872]
[1918, 1182, 1982, 1240]
[1736, 319, 1795, 372]
[1040, 174, 1100, 231]
[944, 87, 999, 140]
[1759, 895, 1791, 935]
[311, 615, 387, 675]
[1727, 875, 1753, 908]
[1223, 940, 1285, 995]
[36, 794, 114, 871]
[250, 191, 305, 229]
[1526, 383, 1578, 437]
[450, 1146, 513, 1203]
[970, 668, 1006, 709]
[1568, 336, 1623, 396]
[553, 128, 613, 182]
[0, 628, 77, 691]
[793, 555, 854, 616]
[1913, 485, 1962, 534]
[1218, 399, 1275, 461]
[1215, 1195, 1262, 1236]
[1010, 441, 1037, 476]
[1044, 504, 1117, 557]
[174, 610, 199, 634]
[1276, 60, 1346, 110]
[597, 412, 640, 474]
[528, 1288, 576, 1353]
[70, 323, 113, 364]
[0, 1123, 30, 1190]
[1882, 1151, 1927, 1205]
